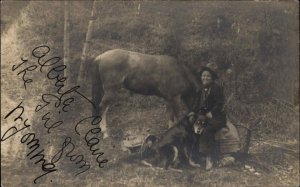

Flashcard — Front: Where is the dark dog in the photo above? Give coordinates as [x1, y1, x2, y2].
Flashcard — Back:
[140, 116, 203, 170]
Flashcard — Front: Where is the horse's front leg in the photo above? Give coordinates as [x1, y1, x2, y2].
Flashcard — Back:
[166, 103, 176, 128]
[168, 95, 188, 128]
[99, 106, 109, 139]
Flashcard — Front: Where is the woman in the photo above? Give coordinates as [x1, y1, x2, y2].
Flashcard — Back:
[188, 65, 227, 170]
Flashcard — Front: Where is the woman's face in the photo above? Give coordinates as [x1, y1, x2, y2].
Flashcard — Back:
[201, 71, 213, 86]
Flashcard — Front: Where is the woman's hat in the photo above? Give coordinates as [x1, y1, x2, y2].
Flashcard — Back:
[199, 62, 219, 80]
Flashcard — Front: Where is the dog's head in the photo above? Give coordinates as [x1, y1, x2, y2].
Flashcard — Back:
[140, 135, 159, 159]
[193, 115, 206, 135]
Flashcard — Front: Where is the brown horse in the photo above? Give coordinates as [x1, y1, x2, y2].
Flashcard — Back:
[90, 49, 201, 138]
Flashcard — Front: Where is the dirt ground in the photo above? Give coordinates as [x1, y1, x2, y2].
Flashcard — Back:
[1, 96, 299, 187]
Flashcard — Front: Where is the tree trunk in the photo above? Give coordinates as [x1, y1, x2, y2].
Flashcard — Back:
[78, 0, 97, 84]
[64, 1, 71, 83]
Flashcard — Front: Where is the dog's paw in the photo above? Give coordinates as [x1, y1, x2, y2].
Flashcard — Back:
[141, 160, 153, 167]
[168, 167, 183, 173]
[191, 163, 201, 168]
[218, 156, 235, 167]
[189, 159, 201, 168]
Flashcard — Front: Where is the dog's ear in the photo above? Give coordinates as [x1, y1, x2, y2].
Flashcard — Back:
[198, 115, 207, 122]
[140, 135, 158, 159]
[144, 134, 158, 145]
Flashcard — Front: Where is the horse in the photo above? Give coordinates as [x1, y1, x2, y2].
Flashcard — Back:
[89, 49, 201, 138]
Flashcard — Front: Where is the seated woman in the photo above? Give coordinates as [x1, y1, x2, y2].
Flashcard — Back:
[188, 65, 227, 170]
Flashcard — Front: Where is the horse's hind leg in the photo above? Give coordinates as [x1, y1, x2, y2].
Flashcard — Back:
[92, 70, 103, 117]
[92, 90, 102, 117]
[97, 92, 115, 138]
[91, 70, 112, 139]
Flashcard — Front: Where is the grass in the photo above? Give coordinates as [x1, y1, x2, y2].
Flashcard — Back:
[1, 95, 299, 187]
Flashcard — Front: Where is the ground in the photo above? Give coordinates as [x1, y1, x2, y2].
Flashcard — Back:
[1, 95, 299, 187]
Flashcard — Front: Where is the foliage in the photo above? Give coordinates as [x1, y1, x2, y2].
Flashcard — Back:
[2, 0, 299, 147]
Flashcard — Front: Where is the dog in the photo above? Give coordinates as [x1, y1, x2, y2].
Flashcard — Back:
[140, 116, 203, 170]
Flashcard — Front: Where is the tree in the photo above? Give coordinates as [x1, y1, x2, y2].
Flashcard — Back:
[78, 0, 98, 84]
[64, 1, 71, 82]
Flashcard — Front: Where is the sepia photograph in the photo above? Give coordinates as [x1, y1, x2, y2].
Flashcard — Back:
[1, 1, 299, 186]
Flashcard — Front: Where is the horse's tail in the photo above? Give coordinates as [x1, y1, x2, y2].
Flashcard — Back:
[91, 56, 104, 116]
[78, 56, 96, 84]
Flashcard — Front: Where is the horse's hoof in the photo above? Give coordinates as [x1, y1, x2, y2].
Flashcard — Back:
[219, 156, 235, 167]
[191, 163, 201, 168]
[141, 160, 153, 167]
[206, 157, 213, 170]
[206, 164, 213, 170]
[169, 167, 183, 173]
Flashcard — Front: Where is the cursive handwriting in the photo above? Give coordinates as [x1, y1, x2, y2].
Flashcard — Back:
[21, 132, 57, 183]
[75, 115, 108, 168]
[1, 101, 31, 141]
[12, 57, 38, 89]
[5, 45, 108, 184]
[84, 127, 108, 168]
[1, 102, 57, 184]
[31, 45, 96, 109]
[51, 137, 91, 176]
[12, 45, 96, 109]
[41, 112, 63, 133]
[74, 116, 102, 135]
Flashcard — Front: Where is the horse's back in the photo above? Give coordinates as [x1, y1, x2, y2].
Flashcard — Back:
[95, 49, 177, 67]
[94, 49, 129, 67]
[93, 49, 193, 98]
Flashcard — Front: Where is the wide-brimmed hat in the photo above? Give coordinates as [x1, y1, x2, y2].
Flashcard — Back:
[198, 64, 219, 80]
